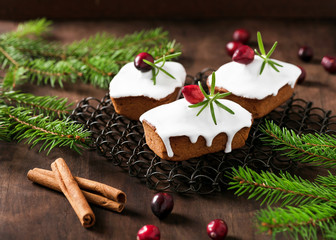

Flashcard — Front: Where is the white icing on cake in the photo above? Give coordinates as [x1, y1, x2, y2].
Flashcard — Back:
[213, 55, 301, 100]
[140, 99, 252, 157]
[109, 61, 186, 100]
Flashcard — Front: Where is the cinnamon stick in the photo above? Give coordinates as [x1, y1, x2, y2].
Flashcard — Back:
[27, 169, 124, 213]
[32, 168, 126, 204]
[51, 158, 95, 228]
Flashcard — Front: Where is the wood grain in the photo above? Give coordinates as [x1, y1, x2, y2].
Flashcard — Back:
[0, 19, 334, 239]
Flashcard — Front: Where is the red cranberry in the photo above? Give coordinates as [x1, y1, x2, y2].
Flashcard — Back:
[232, 45, 255, 65]
[321, 56, 336, 74]
[298, 46, 313, 62]
[182, 85, 205, 104]
[207, 219, 228, 240]
[297, 66, 306, 84]
[225, 41, 243, 57]
[137, 225, 160, 240]
[151, 192, 174, 219]
[232, 29, 250, 44]
[134, 52, 154, 72]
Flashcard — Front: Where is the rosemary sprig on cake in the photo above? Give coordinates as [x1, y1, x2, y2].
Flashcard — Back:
[138, 51, 181, 85]
[183, 72, 234, 125]
[254, 31, 283, 75]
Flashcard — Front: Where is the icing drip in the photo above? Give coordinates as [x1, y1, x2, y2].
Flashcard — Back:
[214, 55, 301, 100]
[140, 99, 252, 157]
[109, 61, 186, 100]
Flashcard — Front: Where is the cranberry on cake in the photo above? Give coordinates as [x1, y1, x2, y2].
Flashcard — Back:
[208, 32, 301, 119]
[109, 52, 186, 120]
[140, 72, 253, 161]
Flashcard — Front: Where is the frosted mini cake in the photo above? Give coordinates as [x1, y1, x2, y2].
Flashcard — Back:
[109, 52, 186, 120]
[140, 72, 253, 161]
[209, 32, 301, 119]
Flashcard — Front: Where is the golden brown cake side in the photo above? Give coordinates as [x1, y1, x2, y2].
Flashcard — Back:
[142, 120, 252, 161]
[110, 87, 181, 121]
[207, 81, 296, 119]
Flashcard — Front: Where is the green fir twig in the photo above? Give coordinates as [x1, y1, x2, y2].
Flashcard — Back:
[229, 167, 336, 240]
[0, 90, 72, 118]
[0, 19, 181, 89]
[260, 120, 336, 168]
[0, 105, 90, 154]
[228, 167, 336, 207]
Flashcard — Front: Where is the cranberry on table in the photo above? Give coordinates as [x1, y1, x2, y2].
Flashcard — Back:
[134, 52, 154, 72]
[207, 219, 228, 240]
[232, 45, 255, 65]
[182, 85, 205, 104]
[297, 66, 306, 84]
[321, 56, 336, 73]
[232, 29, 250, 44]
[137, 225, 160, 240]
[151, 192, 174, 219]
[225, 41, 243, 57]
[298, 46, 314, 62]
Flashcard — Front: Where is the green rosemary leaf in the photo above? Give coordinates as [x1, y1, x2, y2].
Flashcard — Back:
[210, 71, 216, 95]
[260, 61, 266, 75]
[196, 101, 209, 116]
[155, 52, 181, 63]
[198, 81, 210, 100]
[254, 50, 265, 59]
[209, 100, 217, 125]
[268, 61, 280, 72]
[157, 65, 175, 79]
[270, 60, 283, 67]
[142, 59, 156, 68]
[266, 41, 278, 58]
[189, 100, 208, 108]
[151, 68, 157, 85]
[215, 100, 235, 114]
[257, 31, 266, 55]
[214, 92, 232, 100]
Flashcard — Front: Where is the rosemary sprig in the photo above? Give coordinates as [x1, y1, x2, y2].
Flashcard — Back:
[254, 31, 283, 75]
[143, 52, 181, 85]
[188, 72, 234, 125]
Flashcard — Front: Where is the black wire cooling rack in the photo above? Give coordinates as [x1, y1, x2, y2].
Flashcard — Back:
[70, 69, 336, 194]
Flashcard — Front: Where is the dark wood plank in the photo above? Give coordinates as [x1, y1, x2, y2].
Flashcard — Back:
[1, 19, 335, 240]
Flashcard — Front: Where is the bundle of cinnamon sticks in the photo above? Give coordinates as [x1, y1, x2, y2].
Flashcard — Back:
[27, 158, 126, 228]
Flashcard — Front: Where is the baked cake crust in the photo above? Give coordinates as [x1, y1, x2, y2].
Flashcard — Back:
[110, 87, 181, 121]
[207, 82, 295, 119]
[142, 120, 252, 161]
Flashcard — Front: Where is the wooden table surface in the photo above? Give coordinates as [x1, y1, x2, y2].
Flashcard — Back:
[0, 19, 335, 240]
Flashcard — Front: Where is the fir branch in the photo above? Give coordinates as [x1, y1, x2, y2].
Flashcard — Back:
[0, 90, 72, 118]
[228, 167, 336, 206]
[260, 120, 336, 168]
[316, 172, 336, 189]
[7, 18, 52, 38]
[0, 22, 180, 90]
[257, 203, 336, 240]
[0, 105, 90, 154]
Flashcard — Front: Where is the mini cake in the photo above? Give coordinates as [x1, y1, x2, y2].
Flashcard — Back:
[140, 74, 253, 161]
[208, 32, 301, 119]
[109, 52, 186, 120]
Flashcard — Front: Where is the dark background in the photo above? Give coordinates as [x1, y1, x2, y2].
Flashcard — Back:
[1, 0, 336, 20]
